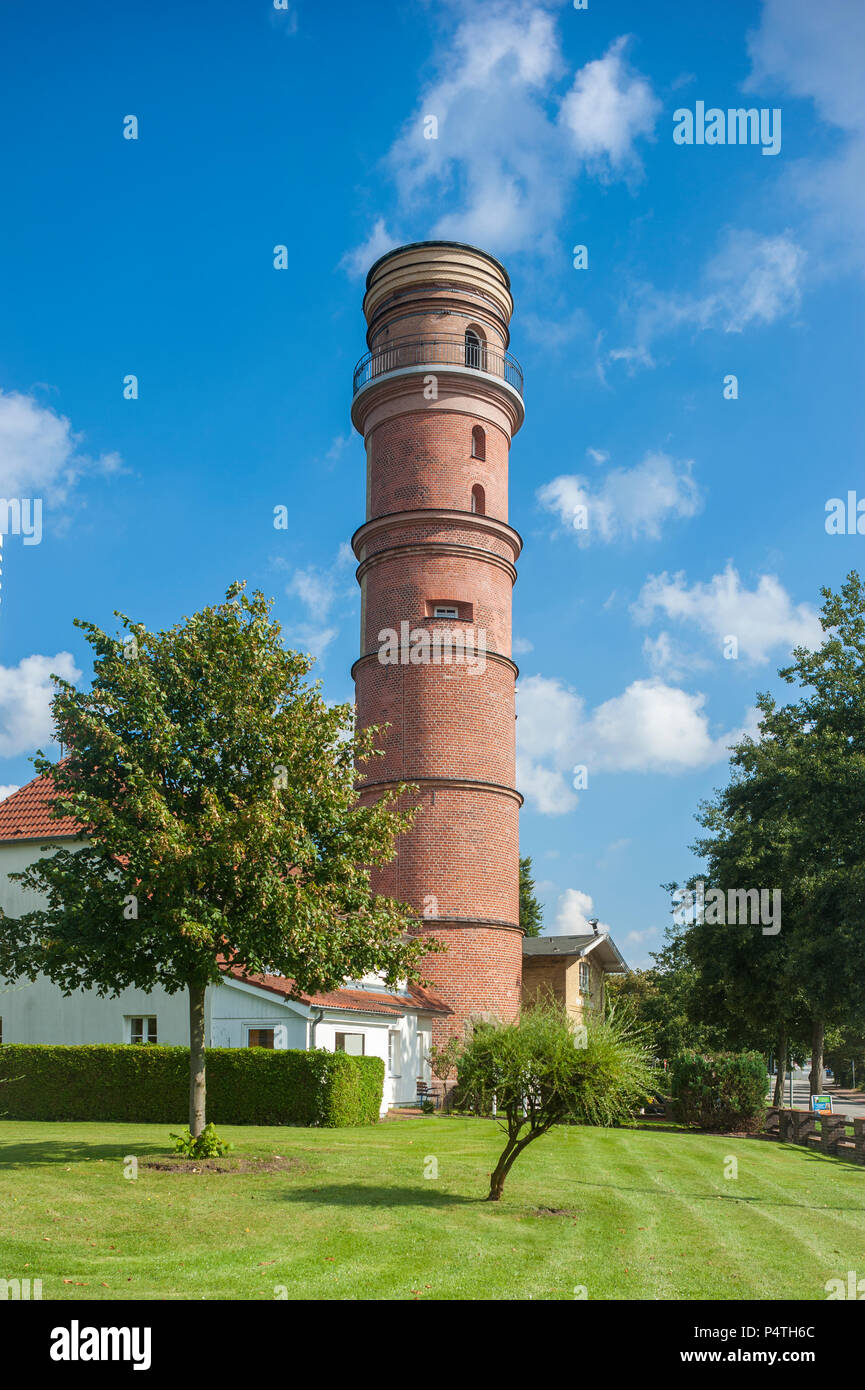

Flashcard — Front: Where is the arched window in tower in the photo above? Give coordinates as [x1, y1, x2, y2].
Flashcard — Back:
[464, 328, 482, 370]
[471, 425, 485, 460]
[471, 484, 486, 515]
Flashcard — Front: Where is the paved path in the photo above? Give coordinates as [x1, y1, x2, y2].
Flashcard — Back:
[769, 1074, 865, 1120]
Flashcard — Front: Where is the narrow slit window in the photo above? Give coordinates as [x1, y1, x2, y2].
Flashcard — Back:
[433, 605, 459, 618]
[471, 425, 485, 460]
[471, 484, 485, 515]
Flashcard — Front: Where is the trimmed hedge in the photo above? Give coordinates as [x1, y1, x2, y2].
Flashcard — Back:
[670, 1050, 767, 1132]
[0, 1046, 384, 1127]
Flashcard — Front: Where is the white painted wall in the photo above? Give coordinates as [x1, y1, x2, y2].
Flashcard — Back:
[211, 979, 307, 1050]
[0, 973, 194, 1045]
[0, 841, 434, 1115]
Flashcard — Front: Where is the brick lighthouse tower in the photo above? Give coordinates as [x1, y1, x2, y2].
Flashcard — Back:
[350, 241, 525, 1043]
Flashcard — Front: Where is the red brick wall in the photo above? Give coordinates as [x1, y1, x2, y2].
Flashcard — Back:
[353, 246, 522, 1045]
[368, 413, 509, 520]
[412, 922, 523, 1045]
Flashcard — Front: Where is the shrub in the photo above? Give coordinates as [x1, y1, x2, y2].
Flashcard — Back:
[458, 1001, 656, 1200]
[170, 1122, 233, 1158]
[0, 1046, 384, 1127]
[670, 1050, 767, 1132]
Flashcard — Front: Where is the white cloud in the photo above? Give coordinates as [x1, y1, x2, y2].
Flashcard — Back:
[517, 671, 754, 812]
[746, 0, 865, 275]
[559, 35, 660, 173]
[633, 564, 823, 665]
[323, 434, 353, 468]
[284, 625, 338, 660]
[553, 888, 611, 936]
[704, 229, 806, 332]
[512, 636, 534, 655]
[537, 450, 702, 545]
[344, 10, 659, 263]
[585, 679, 751, 773]
[285, 543, 354, 620]
[0, 785, 20, 801]
[0, 653, 81, 758]
[0, 390, 122, 508]
[645, 633, 712, 681]
[340, 218, 398, 281]
[607, 228, 806, 370]
[516, 757, 578, 816]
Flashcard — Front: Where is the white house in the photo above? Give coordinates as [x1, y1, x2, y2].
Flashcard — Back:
[0, 774, 450, 1116]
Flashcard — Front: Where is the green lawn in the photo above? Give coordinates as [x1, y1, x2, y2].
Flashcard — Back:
[1, 1117, 863, 1300]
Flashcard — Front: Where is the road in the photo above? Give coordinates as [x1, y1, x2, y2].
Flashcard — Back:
[769, 1071, 865, 1120]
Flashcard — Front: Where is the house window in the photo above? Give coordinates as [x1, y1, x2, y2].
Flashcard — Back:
[387, 1030, 400, 1076]
[335, 1032, 365, 1056]
[471, 425, 486, 460]
[129, 1015, 158, 1045]
[578, 961, 590, 994]
[465, 329, 482, 369]
[471, 483, 485, 515]
[433, 605, 458, 618]
[248, 1028, 275, 1048]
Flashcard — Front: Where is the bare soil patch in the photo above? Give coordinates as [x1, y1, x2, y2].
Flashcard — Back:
[141, 1154, 302, 1175]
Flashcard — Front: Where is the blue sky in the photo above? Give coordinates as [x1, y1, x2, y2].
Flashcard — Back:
[0, 0, 862, 965]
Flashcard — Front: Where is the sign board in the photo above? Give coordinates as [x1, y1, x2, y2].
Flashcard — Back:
[811, 1094, 833, 1114]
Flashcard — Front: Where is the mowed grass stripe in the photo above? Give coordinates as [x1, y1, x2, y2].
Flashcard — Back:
[1, 1119, 863, 1300]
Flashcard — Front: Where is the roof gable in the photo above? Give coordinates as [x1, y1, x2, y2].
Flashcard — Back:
[0, 773, 82, 843]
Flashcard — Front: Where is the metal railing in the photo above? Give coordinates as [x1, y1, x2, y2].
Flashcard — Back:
[352, 335, 524, 397]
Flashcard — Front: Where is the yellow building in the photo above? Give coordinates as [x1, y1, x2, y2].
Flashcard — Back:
[521, 932, 629, 1024]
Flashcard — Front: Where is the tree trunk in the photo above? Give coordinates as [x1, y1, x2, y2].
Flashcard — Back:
[486, 1125, 545, 1201]
[772, 1023, 787, 1106]
[188, 982, 207, 1138]
[809, 1018, 825, 1099]
[487, 1141, 519, 1201]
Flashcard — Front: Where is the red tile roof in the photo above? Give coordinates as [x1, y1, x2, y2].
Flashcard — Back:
[0, 772, 82, 842]
[0, 778, 451, 1017]
[227, 967, 452, 1017]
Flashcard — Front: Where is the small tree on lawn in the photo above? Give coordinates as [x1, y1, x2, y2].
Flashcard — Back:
[457, 999, 655, 1201]
[0, 584, 437, 1138]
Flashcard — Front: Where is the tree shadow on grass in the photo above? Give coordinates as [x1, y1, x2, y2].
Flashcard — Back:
[0, 1138, 171, 1168]
[271, 1183, 480, 1209]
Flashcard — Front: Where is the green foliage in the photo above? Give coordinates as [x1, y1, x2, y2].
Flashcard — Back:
[518, 856, 543, 937]
[607, 939, 715, 1059]
[670, 1050, 767, 1132]
[457, 1000, 656, 1199]
[421, 1098, 435, 1114]
[825, 1026, 865, 1090]
[0, 584, 438, 1132]
[170, 1122, 233, 1158]
[666, 573, 865, 1083]
[0, 1045, 384, 1127]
